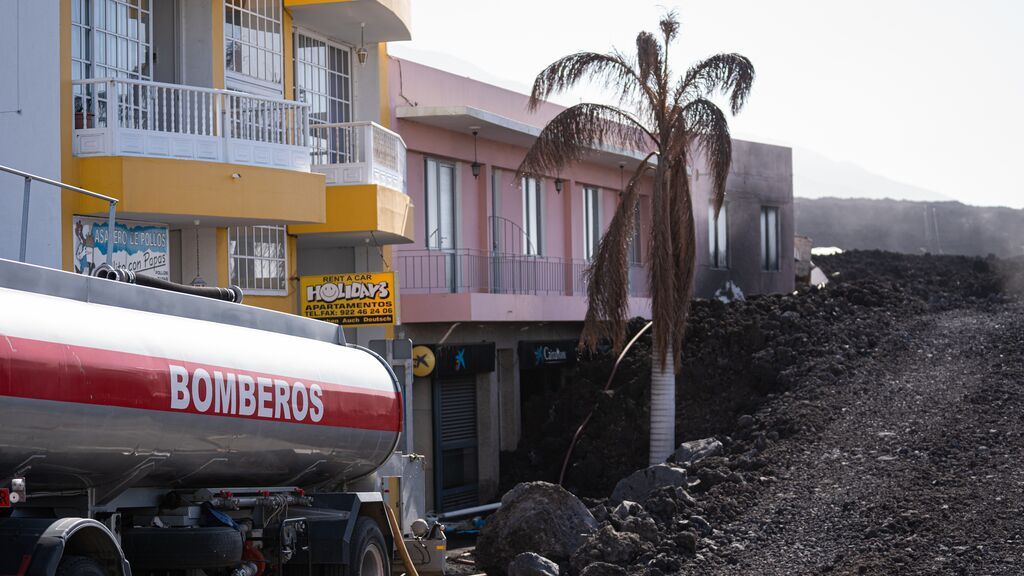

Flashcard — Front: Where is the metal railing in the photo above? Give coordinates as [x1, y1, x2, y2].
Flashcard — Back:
[397, 248, 651, 298]
[2, 164, 118, 265]
[72, 77, 310, 156]
[309, 121, 406, 190]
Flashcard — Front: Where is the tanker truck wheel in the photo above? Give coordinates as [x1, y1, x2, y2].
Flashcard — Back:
[56, 556, 107, 576]
[350, 517, 387, 576]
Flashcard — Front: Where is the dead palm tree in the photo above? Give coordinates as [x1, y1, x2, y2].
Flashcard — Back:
[518, 12, 754, 464]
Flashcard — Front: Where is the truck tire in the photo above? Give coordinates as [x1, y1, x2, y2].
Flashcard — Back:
[121, 526, 243, 570]
[56, 556, 107, 576]
[349, 517, 387, 576]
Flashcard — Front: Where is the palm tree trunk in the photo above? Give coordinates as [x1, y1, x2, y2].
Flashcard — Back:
[649, 338, 675, 464]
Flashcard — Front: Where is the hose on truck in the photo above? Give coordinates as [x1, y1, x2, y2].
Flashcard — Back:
[385, 505, 420, 576]
[95, 264, 244, 303]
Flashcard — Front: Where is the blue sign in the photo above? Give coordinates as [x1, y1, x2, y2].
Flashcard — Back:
[73, 216, 169, 280]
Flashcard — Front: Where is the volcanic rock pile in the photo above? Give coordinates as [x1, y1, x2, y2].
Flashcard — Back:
[486, 250, 1021, 575]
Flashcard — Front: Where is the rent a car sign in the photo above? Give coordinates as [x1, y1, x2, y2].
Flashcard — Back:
[300, 272, 397, 326]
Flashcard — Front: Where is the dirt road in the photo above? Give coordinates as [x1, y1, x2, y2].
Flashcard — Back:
[686, 305, 1024, 575]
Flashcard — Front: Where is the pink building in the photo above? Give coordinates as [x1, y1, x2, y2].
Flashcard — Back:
[387, 58, 793, 512]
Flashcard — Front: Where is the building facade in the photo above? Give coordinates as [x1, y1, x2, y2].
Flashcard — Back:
[387, 59, 794, 512]
[0, 0, 413, 346]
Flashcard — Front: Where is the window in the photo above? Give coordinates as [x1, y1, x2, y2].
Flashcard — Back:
[425, 158, 456, 250]
[92, 0, 152, 80]
[760, 206, 780, 271]
[522, 177, 542, 255]
[71, 0, 92, 82]
[583, 187, 600, 260]
[708, 203, 728, 269]
[225, 0, 283, 91]
[295, 32, 353, 164]
[72, 0, 152, 125]
[630, 197, 642, 265]
[229, 225, 288, 294]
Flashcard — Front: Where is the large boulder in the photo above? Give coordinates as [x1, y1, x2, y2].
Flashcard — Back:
[477, 482, 598, 576]
[667, 438, 723, 467]
[507, 552, 559, 576]
[609, 464, 691, 504]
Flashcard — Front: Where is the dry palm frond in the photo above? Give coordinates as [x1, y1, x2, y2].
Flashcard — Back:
[636, 31, 662, 88]
[682, 98, 733, 215]
[528, 51, 647, 113]
[517, 103, 655, 180]
[666, 160, 697, 369]
[579, 154, 656, 351]
[660, 10, 681, 45]
[680, 53, 755, 114]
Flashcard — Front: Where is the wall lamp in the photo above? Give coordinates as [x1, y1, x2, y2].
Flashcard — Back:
[356, 23, 368, 66]
[554, 177, 564, 193]
[470, 128, 481, 179]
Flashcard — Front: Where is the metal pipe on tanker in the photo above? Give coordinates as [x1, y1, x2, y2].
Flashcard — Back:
[93, 264, 244, 303]
[437, 502, 501, 520]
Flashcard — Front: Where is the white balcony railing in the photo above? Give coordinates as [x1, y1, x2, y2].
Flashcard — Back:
[72, 78, 311, 171]
[310, 122, 407, 192]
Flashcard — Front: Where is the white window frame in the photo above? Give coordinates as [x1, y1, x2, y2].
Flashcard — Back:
[522, 177, 542, 256]
[90, 0, 154, 81]
[294, 28, 355, 163]
[583, 186, 601, 261]
[708, 202, 729, 269]
[425, 157, 457, 250]
[72, 0, 154, 129]
[224, 0, 284, 96]
[228, 225, 289, 295]
[760, 206, 780, 272]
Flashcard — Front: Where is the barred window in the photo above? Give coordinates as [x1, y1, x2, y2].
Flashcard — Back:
[229, 225, 288, 294]
[72, 0, 152, 127]
[225, 0, 283, 90]
[296, 31, 353, 164]
[93, 0, 152, 81]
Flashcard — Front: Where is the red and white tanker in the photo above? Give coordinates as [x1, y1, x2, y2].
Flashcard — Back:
[0, 258, 442, 576]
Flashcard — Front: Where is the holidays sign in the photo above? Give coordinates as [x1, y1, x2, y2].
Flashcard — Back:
[73, 216, 169, 280]
[300, 272, 397, 326]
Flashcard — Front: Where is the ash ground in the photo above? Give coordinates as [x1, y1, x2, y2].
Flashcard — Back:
[489, 251, 1024, 575]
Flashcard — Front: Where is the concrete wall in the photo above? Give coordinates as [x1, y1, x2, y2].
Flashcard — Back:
[693, 140, 796, 299]
[0, 0, 62, 267]
[178, 226, 220, 286]
[180, 0, 215, 88]
[354, 44, 382, 123]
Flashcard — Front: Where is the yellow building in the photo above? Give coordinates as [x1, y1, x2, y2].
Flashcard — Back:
[1, 0, 413, 344]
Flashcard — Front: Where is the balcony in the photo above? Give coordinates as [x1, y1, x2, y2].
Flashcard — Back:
[397, 249, 650, 297]
[311, 122, 407, 192]
[396, 249, 650, 323]
[285, 0, 412, 44]
[72, 78, 311, 171]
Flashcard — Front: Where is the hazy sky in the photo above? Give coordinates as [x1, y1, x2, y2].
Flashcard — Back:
[389, 1, 1024, 208]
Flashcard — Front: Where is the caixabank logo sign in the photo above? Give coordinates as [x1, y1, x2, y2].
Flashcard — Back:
[300, 272, 396, 326]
